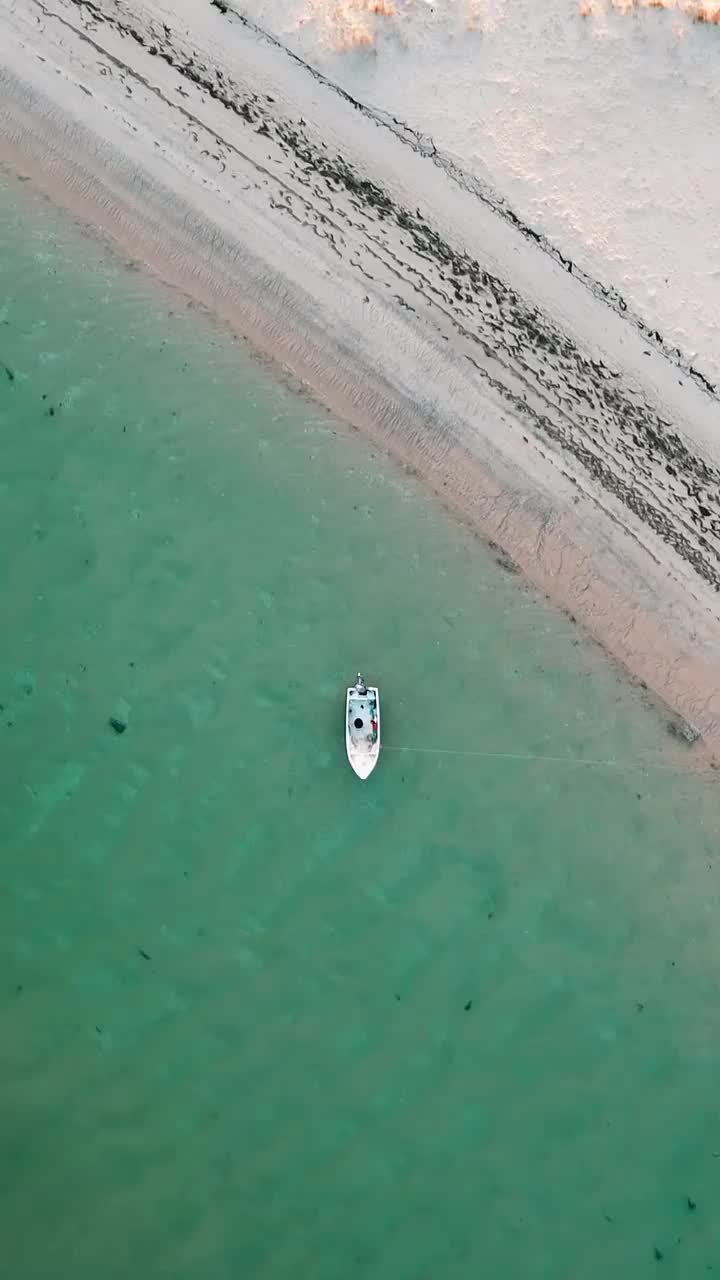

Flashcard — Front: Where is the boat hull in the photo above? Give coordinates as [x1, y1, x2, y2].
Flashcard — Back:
[346, 685, 381, 779]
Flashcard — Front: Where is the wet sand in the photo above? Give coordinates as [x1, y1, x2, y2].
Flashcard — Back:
[3, 0, 720, 752]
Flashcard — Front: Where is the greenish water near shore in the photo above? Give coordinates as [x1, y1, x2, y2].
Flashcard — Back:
[1, 176, 719, 1279]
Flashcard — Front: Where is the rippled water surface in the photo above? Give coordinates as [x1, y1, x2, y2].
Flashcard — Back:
[1, 176, 719, 1279]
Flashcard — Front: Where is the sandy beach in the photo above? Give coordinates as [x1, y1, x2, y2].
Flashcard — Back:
[2, 0, 720, 752]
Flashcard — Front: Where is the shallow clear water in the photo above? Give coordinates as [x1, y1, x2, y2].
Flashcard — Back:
[1, 176, 719, 1279]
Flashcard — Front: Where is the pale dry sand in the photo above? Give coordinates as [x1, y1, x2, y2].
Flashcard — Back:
[2, 0, 720, 755]
[256, 0, 720, 389]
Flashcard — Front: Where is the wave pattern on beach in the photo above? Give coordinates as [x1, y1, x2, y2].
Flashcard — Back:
[4, 0, 720, 743]
[41, 0, 720, 592]
[216, 0, 720, 404]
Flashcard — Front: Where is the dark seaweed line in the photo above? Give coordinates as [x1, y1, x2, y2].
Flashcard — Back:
[42, 0, 327, 226]
[353, 210, 720, 546]
[200, 2, 720, 513]
[461, 352, 720, 589]
[326, 218, 716, 562]
[64, 0, 720, 499]
[262, 115, 720, 538]
[357, 217, 720, 546]
[209, 0, 717, 402]
[55, 0, 720, 586]
[478, 353, 720, 562]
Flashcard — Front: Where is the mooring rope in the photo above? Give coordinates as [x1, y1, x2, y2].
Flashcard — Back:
[382, 744, 715, 776]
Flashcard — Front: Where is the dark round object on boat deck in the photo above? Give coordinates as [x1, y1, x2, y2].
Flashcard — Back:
[354, 718, 364, 729]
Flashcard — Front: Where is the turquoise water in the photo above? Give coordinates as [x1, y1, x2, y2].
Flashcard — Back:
[1, 175, 720, 1279]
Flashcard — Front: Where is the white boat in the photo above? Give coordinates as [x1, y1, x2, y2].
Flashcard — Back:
[345, 673, 381, 779]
